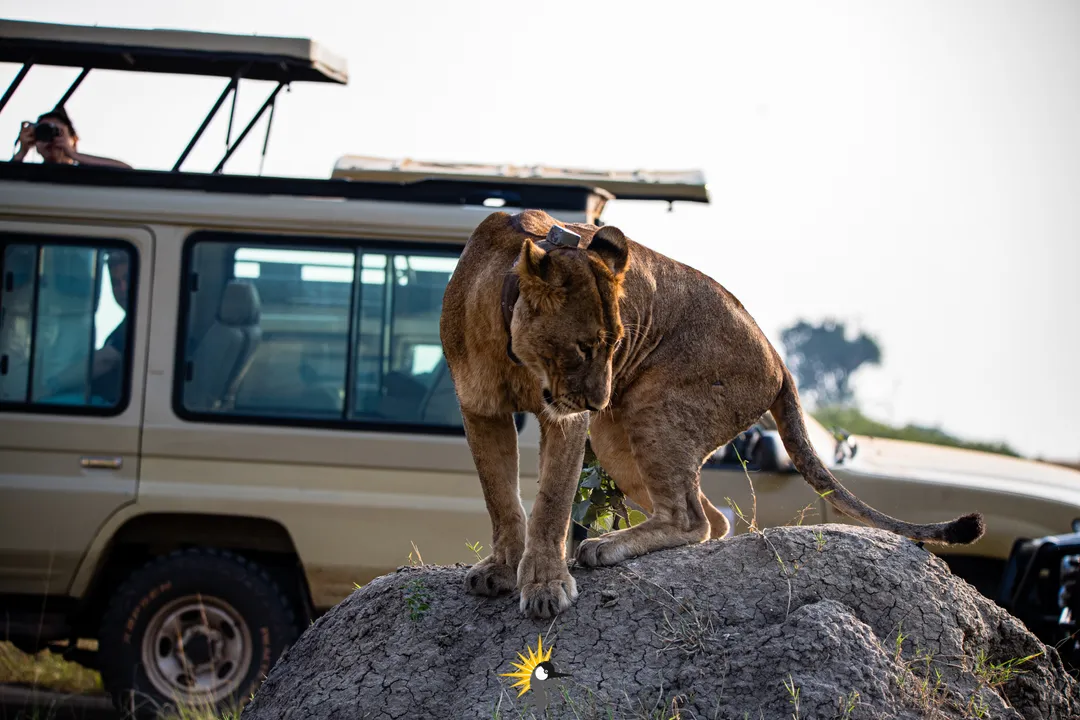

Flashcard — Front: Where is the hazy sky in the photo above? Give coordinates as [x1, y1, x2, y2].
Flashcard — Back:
[1, 1, 1077, 461]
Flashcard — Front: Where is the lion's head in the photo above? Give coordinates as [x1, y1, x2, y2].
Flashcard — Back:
[510, 224, 630, 417]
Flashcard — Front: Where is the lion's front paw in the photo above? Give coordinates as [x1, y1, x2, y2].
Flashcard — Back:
[465, 557, 518, 597]
[519, 576, 578, 619]
[517, 550, 578, 619]
[575, 535, 634, 567]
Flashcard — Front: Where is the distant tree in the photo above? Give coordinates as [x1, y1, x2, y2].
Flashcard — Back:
[780, 319, 882, 407]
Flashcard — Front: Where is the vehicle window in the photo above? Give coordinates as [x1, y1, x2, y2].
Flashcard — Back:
[179, 236, 463, 431]
[0, 241, 134, 412]
[350, 253, 461, 426]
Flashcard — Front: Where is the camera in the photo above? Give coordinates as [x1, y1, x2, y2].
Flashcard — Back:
[32, 122, 59, 143]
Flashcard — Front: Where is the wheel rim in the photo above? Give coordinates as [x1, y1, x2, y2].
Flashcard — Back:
[140, 594, 253, 704]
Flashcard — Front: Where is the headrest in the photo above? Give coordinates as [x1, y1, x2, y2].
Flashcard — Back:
[218, 281, 261, 326]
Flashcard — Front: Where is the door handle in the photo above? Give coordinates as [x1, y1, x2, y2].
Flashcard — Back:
[80, 456, 123, 470]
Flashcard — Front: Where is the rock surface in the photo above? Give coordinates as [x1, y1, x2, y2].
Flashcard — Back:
[241, 526, 1080, 719]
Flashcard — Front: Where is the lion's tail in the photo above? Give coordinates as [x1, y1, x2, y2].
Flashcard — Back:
[768, 365, 985, 545]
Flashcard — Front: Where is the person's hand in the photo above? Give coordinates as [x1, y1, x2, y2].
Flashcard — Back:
[12, 122, 34, 161]
[49, 132, 77, 160]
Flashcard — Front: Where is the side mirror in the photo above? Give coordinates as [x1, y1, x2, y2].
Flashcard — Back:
[704, 427, 796, 473]
[754, 430, 796, 473]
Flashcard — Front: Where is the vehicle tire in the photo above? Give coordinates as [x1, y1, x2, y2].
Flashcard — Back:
[98, 548, 297, 719]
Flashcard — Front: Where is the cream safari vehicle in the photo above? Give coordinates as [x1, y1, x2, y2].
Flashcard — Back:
[1, 19, 1079, 716]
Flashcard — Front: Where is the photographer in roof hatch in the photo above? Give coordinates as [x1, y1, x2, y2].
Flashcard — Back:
[10, 106, 131, 168]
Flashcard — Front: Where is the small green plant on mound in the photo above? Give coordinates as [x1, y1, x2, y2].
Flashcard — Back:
[837, 689, 860, 719]
[466, 540, 485, 562]
[971, 648, 1043, 689]
[404, 578, 433, 622]
[782, 673, 802, 720]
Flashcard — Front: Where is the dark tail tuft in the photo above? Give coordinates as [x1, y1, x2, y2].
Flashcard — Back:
[944, 513, 986, 545]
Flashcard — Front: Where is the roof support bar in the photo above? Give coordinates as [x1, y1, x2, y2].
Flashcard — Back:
[225, 76, 240, 148]
[257, 87, 279, 176]
[55, 67, 90, 108]
[172, 76, 238, 172]
[213, 81, 284, 175]
[0, 63, 33, 116]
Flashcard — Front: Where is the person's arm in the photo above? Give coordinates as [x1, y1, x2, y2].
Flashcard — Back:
[67, 150, 132, 170]
[10, 122, 34, 163]
[47, 345, 123, 396]
[52, 135, 132, 169]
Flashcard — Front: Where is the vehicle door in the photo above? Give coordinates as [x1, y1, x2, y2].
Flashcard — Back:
[0, 223, 152, 595]
[142, 233, 534, 610]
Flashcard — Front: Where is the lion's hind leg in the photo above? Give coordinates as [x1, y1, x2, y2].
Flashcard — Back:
[577, 407, 717, 567]
[588, 411, 653, 513]
[700, 491, 731, 539]
[591, 411, 732, 543]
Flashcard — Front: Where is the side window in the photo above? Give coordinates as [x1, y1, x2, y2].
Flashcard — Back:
[179, 237, 462, 430]
[0, 241, 134, 412]
[182, 244, 350, 416]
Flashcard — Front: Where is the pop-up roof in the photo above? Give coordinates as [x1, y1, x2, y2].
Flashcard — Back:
[0, 19, 347, 173]
[333, 155, 710, 205]
[0, 19, 348, 84]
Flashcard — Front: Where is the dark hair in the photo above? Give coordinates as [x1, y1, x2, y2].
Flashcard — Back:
[36, 106, 76, 138]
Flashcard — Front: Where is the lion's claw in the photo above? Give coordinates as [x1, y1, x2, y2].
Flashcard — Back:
[576, 536, 631, 567]
[465, 557, 517, 597]
[519, 577, 578, 619]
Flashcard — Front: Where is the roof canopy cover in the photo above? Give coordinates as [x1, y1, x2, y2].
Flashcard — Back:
[333, 155, 710, 204]
[0, 19, 348, 84]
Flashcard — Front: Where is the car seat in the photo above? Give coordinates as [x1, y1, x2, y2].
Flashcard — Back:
[184, 281, 262, 412]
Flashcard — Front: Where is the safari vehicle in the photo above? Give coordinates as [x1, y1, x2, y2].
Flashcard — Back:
[0, 18, 708, 716]
[1, 17, 1079, 718]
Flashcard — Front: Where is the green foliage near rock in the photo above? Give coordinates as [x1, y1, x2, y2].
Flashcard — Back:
[572, 442, 647, 538]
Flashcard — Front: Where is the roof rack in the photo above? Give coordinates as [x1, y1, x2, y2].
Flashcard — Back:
[0, 160, 607, 215]
[0, 19, 348, 173]
[333, 155, 710, 205]
[0, 21, 710, 216]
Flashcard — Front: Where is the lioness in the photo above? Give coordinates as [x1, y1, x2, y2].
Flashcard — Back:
[440, 209, 984, 619]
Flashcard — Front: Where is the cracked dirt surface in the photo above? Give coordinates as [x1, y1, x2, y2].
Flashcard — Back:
[241, 525, 1080, 719]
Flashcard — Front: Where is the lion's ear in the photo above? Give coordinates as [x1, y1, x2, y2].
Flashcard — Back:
[590, 225, 630, 277]
[516, 238, 565, 312]
[517, 238, 551, 281]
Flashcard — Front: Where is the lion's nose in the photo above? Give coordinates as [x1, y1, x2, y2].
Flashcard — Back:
[542, 389, 553, 405]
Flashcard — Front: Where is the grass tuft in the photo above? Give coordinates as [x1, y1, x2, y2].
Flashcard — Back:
[0, 640, 102, 695]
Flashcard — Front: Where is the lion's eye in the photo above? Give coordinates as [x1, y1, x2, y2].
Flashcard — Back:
[577, 342, 593, 360]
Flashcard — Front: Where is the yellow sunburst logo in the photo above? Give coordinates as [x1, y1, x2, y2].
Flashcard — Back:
[499, 635, 553, 697]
